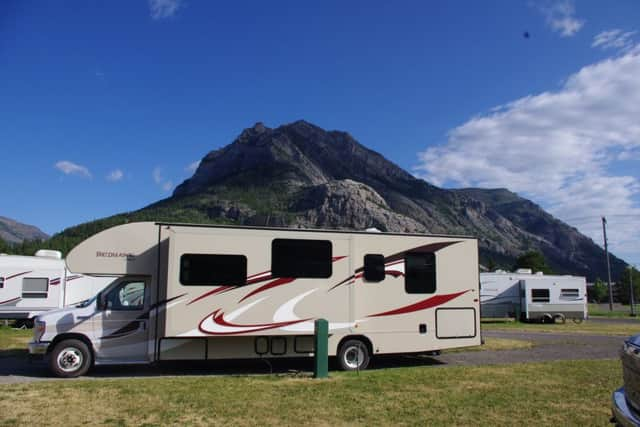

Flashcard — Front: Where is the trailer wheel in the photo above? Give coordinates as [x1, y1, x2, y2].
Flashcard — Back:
[49, 339, 92, 378]
[553, 314, 566, 324]
[338, 339, 370, 371]
[540, 314, 553, 324]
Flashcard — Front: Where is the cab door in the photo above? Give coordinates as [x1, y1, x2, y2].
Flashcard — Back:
[93, 277, 150, 363]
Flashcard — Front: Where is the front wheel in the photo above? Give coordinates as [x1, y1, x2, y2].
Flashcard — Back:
[338, 339, 370, 371]
[48, 339, 92, 378]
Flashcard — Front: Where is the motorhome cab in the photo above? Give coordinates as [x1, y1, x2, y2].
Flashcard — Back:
[30, 222, 481, 377]
[480, 269, 587, 322]
[0, 250, 115, 325]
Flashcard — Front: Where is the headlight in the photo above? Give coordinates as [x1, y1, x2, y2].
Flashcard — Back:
[34, 320, 46, 342]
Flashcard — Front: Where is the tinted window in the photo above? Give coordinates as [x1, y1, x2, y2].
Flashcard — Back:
[0, 277, 4, 289]
[180, 254, 247, 286]
[405, 253, 436, 294]
[364, 254, 385, 282]
[560, 288, 579, 299]
[272, 239, 332, 278]
[22, 278, 48, 298]
[531, 289, 550, 303]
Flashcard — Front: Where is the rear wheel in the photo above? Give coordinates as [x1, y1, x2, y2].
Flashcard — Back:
[338, 339, 370, 371]
[49, 339, 92, 378]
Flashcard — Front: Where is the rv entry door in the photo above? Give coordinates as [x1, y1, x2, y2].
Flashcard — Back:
[94, 277, 150, 363]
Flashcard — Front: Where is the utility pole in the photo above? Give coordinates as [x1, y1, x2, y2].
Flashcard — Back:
[602, 217, 614, 312]
[630, 265, 636, 317]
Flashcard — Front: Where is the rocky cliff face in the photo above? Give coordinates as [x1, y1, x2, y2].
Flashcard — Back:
[163, 120, 626, 281]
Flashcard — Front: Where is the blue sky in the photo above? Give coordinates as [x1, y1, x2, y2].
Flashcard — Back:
[1, 0, 639, 266]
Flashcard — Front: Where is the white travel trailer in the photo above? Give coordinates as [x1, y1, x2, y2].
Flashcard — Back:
[29, 222, 481, 377]
[0, 250, 115, 324]
[480, 269, 587, 322]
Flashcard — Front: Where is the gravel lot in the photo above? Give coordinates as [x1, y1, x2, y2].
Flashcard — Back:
[0, 329, 625, 384]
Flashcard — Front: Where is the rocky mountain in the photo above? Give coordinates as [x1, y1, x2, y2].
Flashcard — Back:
[41, 120, 626, 281]
[0, 216, 48, 244]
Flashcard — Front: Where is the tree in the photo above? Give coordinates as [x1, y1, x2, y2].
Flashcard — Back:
[615, 267, 640, 305]
[513, 250, 553, 274]
[588, 278, 609, 303]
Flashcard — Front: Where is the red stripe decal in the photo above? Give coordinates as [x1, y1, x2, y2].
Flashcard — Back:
[187, 286, 234, 305]
[239, 277, 295, 302]
[198, 309, 310, 336]
[332, 256, 348, 262]
[367, 290, 470, 317]
[0, 297, 21, 305]
[66, 275, 83, 282]
[5, 271, 31, 280]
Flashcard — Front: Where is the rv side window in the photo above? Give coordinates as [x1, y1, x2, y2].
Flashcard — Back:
[364, 254, 385, 282]
[180, 254, 248, 286]
[22, 278, 49, 298]
[560, 288, 580, 299]
[271, 239, 332, 278]
[405, 252, 436, 294]
[105, 281, 146, 310]
[0, 277, 4, 289]
[531, 289, 550, 303]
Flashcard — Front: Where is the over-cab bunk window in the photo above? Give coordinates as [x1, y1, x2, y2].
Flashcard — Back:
[531, 289, 550, 303]
[271, 239, 332, 278]
[405, 252, 436, 294]
[22, 278, 49, 298]
[180, 254, 247, 286]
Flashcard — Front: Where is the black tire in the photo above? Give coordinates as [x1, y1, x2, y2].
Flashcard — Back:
[48, 339, 92, 378]
[338, 339, 370, 371]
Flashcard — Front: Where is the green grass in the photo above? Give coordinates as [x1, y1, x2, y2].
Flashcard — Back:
[588, 304, 640, 318]
[482, 319, 640, 336]
[0, 359, 621, 426]
[0, 324, 31, 358]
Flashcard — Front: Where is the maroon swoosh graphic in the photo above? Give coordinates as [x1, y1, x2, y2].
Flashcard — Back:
[187, 286, 235, 306]
[198, 309, 310, 336]
[367, 290, 470, 317]
[50, 277, 61, 286]
[66, 275, 83, 282]
[5, 271, 31, 280]
[239, 277, 295, 302]
[0, 297, 21, 305]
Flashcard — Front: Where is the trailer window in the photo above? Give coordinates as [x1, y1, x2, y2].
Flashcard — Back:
[364, 254, 385, 282]
[272, 239, 332, 278]
[560, 288, 580, 299]
[405, 252, 436, 294]
[180, 254, 247, 286]
[22, 278, 49, 298]
[0, 277, 4, 289]
[531, 289, 550, 303]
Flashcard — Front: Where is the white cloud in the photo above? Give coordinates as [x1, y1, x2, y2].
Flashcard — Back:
[149, 0, 182, 20]
[54, 160, 91, 178]
[152, 166, 164, 184]
[162, 181, 174, 192]
[185, 160, 200, 174]
[592, 29, 638, 53]
[416, 47, 640, 265]
[538, 0, 585, 37]
[106, 169, 124, 182]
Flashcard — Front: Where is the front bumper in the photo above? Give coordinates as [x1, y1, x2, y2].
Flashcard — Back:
[28, 341, 50, 355]
[612, 387, 640, 427]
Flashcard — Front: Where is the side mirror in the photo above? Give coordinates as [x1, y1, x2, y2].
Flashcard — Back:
[97, 292, 107, 310]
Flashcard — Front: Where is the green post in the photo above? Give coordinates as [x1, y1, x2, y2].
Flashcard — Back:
[314, 318, 329, 378]
[514, 303, 521, 323]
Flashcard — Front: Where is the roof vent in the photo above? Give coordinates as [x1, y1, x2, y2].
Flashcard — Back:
[365, 228, 382, 233]
[515, 268, 533, 274]
[34, 250, 62, 259]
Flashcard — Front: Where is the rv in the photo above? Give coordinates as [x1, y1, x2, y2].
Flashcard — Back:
[480, 269, 587, 322]
[0, 250, 115, 325]
[29, 222, 481, 377]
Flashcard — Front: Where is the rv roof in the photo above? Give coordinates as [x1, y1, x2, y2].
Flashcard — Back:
[155, 221, 477, 240]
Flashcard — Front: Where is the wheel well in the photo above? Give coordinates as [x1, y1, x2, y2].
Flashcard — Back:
[337, 335, 373, 357]
[48, 333, 95, 360]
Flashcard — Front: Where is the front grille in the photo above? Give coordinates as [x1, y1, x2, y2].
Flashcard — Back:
[621, 341, 640, 414]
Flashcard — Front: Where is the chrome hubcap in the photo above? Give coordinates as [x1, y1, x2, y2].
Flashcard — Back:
[344, 346, 365, 369]
[57, 347, 83, 372]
